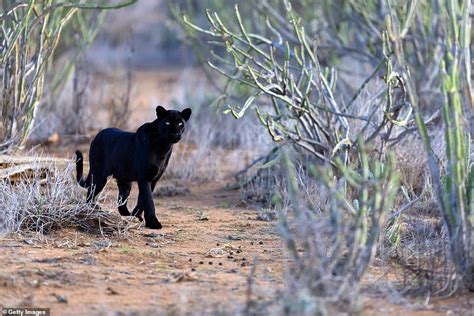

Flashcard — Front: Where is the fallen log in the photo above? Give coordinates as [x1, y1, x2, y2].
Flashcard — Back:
[0, 155, 72, 183]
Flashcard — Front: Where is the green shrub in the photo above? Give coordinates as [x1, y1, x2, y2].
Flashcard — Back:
[176, 0, 473, 300]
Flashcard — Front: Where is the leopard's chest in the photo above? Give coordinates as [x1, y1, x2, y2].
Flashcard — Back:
[144, 151, 172, 181]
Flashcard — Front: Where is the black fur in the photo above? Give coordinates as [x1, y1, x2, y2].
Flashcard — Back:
[76, 106, 192, 229]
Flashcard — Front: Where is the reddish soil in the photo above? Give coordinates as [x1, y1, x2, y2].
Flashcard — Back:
[1, 177, 473, 315]
[0, 180, 285, 315]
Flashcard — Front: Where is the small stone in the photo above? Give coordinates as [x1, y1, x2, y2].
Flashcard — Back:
[54, 294, 68, 303]
[107, 287, 119, 295]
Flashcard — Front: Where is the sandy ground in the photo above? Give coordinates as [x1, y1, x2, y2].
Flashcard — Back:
[0, 179, 286, 315]
[1, 175, 473, 315]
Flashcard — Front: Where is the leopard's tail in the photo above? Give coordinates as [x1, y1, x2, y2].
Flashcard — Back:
[75, 150, 90, 188]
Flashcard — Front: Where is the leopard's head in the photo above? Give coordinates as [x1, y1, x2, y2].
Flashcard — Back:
[155, 105, 192, 143]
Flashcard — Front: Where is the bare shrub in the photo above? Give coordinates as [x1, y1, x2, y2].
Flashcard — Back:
[31, 50, 135, 143]
[394, 214, 453, 295]
[239, 165, 284, 206]
[276, 146, 399, 314]
[105, 72, 132, 129]
[105, 39, 134, 129]
[237, 148, 285, 205]
[0, 159, 131, 237]
[69, 57, 92, 135]
[380, 128, 471, 295]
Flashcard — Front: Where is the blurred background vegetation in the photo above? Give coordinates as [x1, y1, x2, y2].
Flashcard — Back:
[1, 0, 473, 314]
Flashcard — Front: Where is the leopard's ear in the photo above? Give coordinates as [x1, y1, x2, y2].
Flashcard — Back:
[181, 108, 192, 121]
[156, 105, 167, 118]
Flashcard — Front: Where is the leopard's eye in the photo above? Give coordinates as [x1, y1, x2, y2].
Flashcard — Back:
[165, 121, 170, 126]
[178, 122, 183, 126]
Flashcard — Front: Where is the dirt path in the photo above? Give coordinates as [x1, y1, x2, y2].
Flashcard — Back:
[2, 180, 474, 315]
[0, 181, 286, 315]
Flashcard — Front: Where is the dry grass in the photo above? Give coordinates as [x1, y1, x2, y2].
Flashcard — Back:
[0, 158, 132, 237]
[374, 134, 460, 295]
